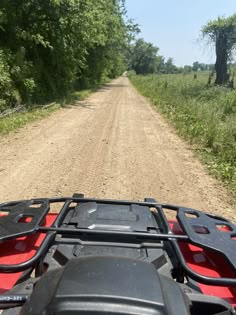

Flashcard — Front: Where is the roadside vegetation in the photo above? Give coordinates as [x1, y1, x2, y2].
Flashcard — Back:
[0, 0, 139, 134]
[0, 104, 59, 134]
[130, 73, 236, 197]
[1, 0, 236, 197]
[0, 88, 93, 134]
[127, 14, 236, 197]
[0, 0, 137, 114]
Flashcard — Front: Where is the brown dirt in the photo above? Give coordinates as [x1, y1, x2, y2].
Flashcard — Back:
[0, 77, 235, 220]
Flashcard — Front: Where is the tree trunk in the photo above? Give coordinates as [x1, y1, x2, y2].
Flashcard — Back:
[215, 31, 228, 85]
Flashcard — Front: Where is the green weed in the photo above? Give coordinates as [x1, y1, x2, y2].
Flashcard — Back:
[0, 88, 94, 135]
[0, 104, 60, 134]
[130, 73, 236, 197]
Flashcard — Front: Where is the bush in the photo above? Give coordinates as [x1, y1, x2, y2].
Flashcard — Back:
[0, 50, 19, 111]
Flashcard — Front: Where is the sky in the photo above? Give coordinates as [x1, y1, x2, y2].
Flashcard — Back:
[125, 0, 236, 66]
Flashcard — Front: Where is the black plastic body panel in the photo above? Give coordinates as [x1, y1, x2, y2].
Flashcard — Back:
[0, 200, 49, 241]
[177, 208, 236, 270]
[63, 202, 158, 232]
[21, 256, 191, 315]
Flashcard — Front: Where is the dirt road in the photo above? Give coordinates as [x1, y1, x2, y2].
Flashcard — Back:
[0, 77, 234, 219]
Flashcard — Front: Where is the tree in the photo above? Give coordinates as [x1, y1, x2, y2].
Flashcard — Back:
[192, 61, 200, 71]
[193, 62, 210, 71]
[202, 14, 236, 85]
[0, 0, 132, 105]
[164, 57, 177, 74]
[129, 39, 159, 74]
[155, 56, 165, 73]
[78, 0, 130, 87]
[183, 65, 192, 74]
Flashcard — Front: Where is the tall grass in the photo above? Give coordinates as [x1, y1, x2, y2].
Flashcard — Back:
[130, 73, 236, 197]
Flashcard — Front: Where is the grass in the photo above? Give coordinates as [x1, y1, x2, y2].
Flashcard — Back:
[0, 73, 113, 135]
[0, 89, 93, 135]
[0, 104, 60, 134]
[129, 72, 236, 197]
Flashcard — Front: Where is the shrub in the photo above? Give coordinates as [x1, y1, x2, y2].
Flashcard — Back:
[0, 50, 18, 111]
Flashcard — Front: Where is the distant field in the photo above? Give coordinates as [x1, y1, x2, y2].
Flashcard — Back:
[130, 73, 236, 197]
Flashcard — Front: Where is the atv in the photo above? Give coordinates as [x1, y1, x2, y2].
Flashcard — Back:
[0, 194, 235, 314]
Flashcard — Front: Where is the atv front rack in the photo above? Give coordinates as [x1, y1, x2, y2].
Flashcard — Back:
[0, 196, 236, 286]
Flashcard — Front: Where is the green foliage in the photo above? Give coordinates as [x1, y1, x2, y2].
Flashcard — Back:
[202, 14, 236, 51]
[0, 49, 19, 111]
[128, 38, 159, 74]
[130, 73, 236, 196]
[202, 14, 236, 85]
[0, 86, 96, 134]
[192, 61, 211, 72]
[127, 37, 214, 75]
[164, 58, 178, 74]
[0, 104, 60, 134]
[0, 0, 131, 110]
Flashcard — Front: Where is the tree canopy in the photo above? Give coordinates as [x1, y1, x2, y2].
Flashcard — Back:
[128, 39, 159, 74]
[202, 14, 236, 85]
[0, 0, 132, 110]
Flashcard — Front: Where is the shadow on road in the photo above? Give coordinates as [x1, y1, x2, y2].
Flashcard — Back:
[63, 79, 128, 109]
[97, 81, 128, 92]
[64, 101, 95, 110]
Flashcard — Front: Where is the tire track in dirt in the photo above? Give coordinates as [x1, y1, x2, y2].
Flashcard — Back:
[0, 77, 234, 220]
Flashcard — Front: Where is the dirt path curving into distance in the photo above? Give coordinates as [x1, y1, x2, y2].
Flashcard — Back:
[0, 76, 234, 219]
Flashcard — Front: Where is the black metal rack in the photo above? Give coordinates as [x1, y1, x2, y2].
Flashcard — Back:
[0, 196, 236, 286]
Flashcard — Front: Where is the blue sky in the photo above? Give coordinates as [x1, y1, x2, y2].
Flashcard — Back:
[125, 0, 236, 66]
